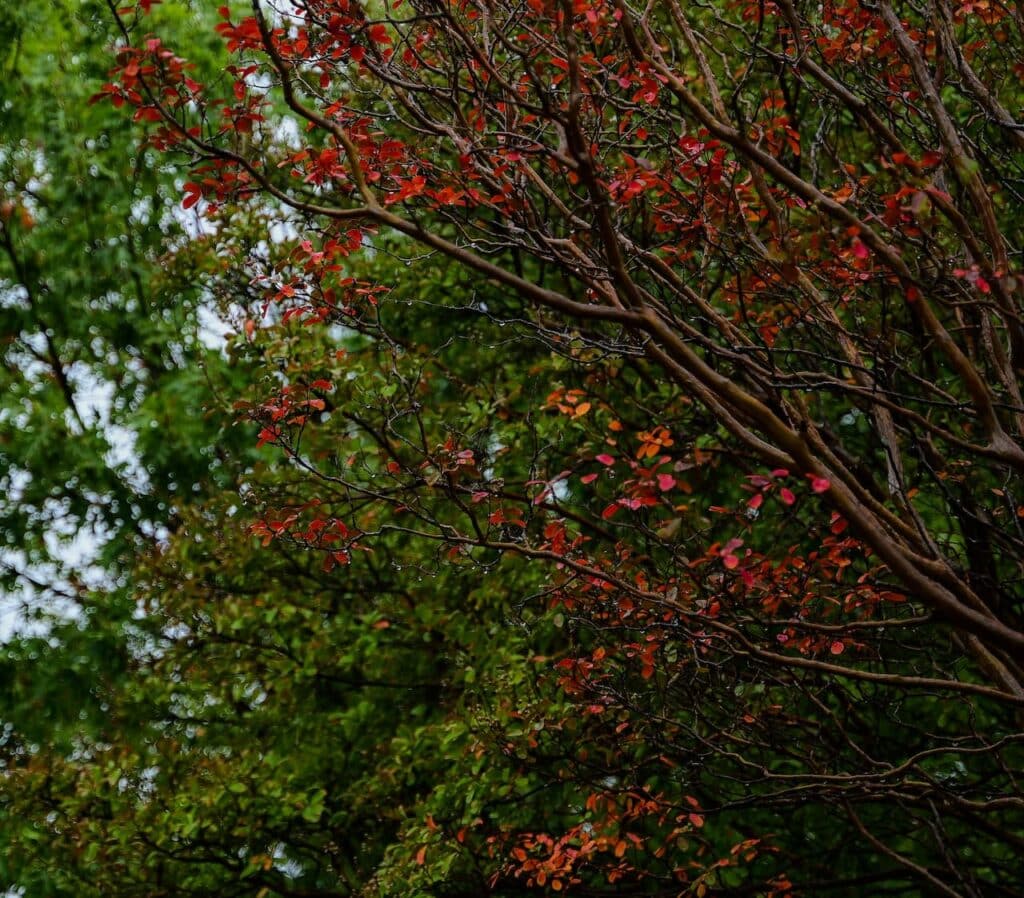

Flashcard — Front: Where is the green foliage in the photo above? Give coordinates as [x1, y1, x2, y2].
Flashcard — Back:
[4, 2, 1024, 897]
[0, 0, 239, 591]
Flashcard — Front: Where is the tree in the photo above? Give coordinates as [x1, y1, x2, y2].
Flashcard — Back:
[0, 245, 606, 897]
[0, 1, 255, 888]
[102, 0, 1024, 661]
[10, 0, 1024, 895]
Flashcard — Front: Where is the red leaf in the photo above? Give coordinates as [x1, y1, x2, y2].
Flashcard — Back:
[256, 427, 278, 447]
[182, 182, 203, 209]
[596, 454, 615, 466]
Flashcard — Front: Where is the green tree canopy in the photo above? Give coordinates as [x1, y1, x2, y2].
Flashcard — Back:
[3, 1, 1024, 896]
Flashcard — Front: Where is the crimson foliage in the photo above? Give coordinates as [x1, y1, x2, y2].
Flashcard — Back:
[22, 0, 1024, 895]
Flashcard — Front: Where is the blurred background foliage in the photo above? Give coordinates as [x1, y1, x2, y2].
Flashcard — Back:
[1, 3, 1021, 898]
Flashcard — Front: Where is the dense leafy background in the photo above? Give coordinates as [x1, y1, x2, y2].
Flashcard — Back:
[2, 2, 1023, 897]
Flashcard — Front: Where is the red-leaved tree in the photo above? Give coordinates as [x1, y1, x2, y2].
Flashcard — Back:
[96, 0, 1024, 894]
